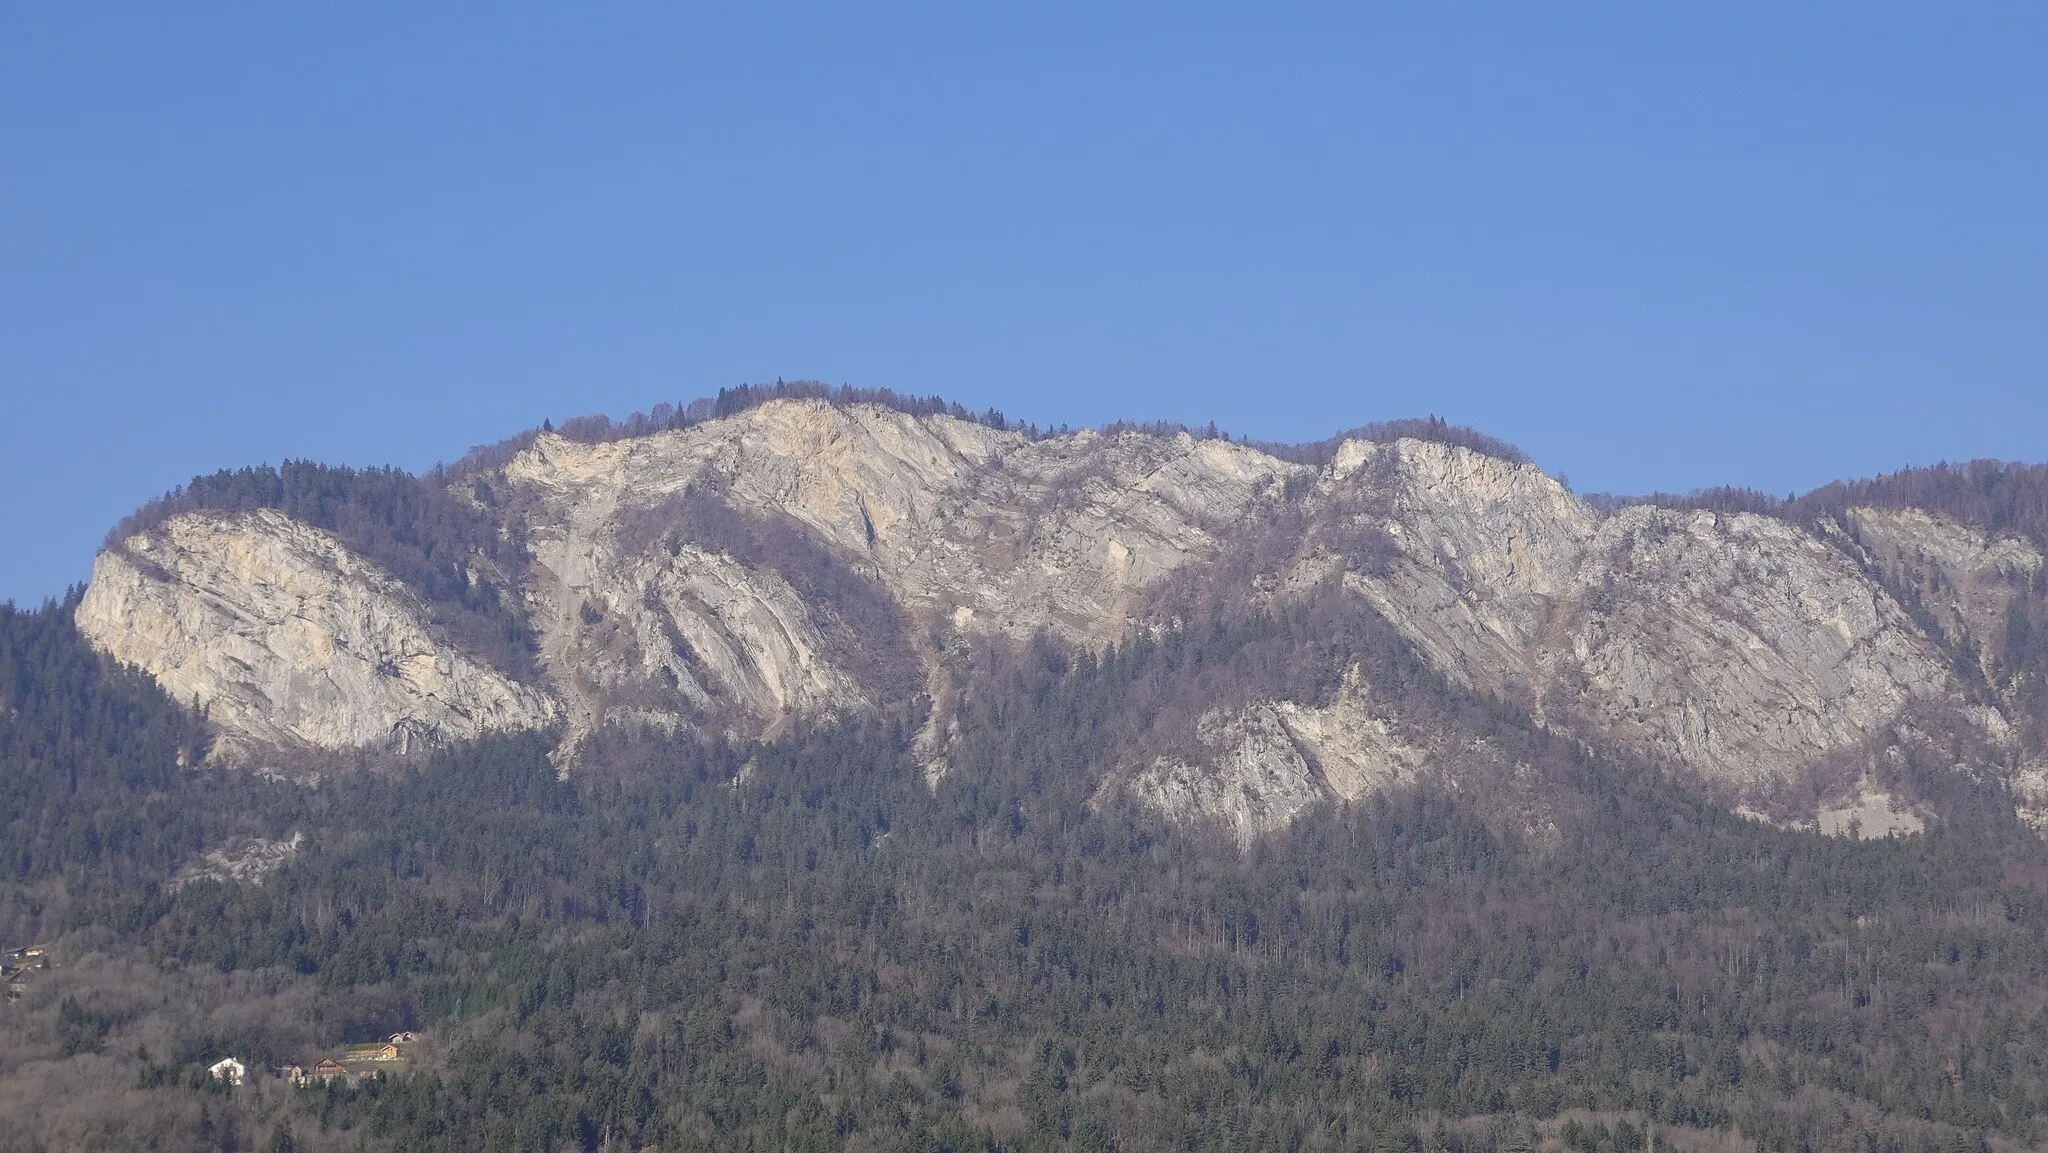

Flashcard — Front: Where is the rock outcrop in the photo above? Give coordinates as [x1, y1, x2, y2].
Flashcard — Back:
[76, 509, 555, 755]
[167, 833, 304, 891]
[503, 403, 1296, 647]
[1123, 670, 1433, 843]
[1129, 706, 1326, 846]
[500, 402, 1298, 746]
[1331, 439, 1955, 790]
[1843, 505, 2043, 681]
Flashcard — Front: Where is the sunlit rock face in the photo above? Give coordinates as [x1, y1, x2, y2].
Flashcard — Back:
[499, 401, 1301, 746]
[78, 399, 2034, 838]
[1325, 439, 1955, 791]
[502, 400, 1296, 647]
[1123, 672, 1433, 846]
[76, 509, 555, 755]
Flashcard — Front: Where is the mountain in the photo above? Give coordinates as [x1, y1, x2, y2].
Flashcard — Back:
[74, 394, 2048, 837]
[7, 387, 2048, 1152]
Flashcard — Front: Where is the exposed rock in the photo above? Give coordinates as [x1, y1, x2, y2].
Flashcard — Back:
[1271, 667, 1430, 802]
[75, 400, 2039, 842]
[504, 401, 1299, 650]
[1335, 439, 1956, 791]
[502, 401, 1299, 749]
[168, 833, 303, 891]
[1741, 783, 1928, 840]
[1814, 787, 1925, 839]
[1129, 706, 1326, 845]
[1844, 505, 2043, 680]
[1564, 506, 1950, 788]
[75, 510, 556, 755]
[2014, 760, 2048, 834]
[555, 541, 870, 742]
[1125, 669, 1435, 846]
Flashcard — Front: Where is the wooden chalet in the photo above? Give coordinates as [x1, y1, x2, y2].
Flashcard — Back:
[309, 1058, 349, 1083]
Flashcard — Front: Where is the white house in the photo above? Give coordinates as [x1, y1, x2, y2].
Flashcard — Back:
[207, 1057, 247, 1086]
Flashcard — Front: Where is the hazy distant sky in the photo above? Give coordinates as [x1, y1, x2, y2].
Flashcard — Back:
[3, 4, 2044, 602]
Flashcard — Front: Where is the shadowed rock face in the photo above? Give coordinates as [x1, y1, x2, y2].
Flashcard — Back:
[74, 400, 2037, 837]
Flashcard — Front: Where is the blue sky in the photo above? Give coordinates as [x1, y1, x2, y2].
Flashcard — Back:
[3, 3, 2044, 603]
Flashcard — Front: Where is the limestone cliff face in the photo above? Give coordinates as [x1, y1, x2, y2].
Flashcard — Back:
[1273, 669, 1431, 804]
[1129, 706, 1325, 846]
[543, 538, 871, 742]
[77, 401, 1296, 760]
[502, 401, 1296, 650]
[1123, 671, 1433, 845]
[1843, 505, 2043, 680]
[1831, 507, 2048, 837]
[499, 401, 1298, 746]
[74, 399, 2037, 840]
[2015, 759, 2048, 835]
[1115, 441, 1982, 835]
[1331, 440, 1955, 789]
[75, 509, 555, 755]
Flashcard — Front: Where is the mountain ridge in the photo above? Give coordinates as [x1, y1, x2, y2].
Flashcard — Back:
[69, 394, 2048, 840]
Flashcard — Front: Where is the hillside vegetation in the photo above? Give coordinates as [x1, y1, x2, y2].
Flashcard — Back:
[5, 591, 2048, 1152]
[14, 398, 2048, 1152]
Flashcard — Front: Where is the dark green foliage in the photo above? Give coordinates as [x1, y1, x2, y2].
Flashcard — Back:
[0, 592, 210, 894]
[56, 994, 110, 1055]
[108, 460, 537, 678]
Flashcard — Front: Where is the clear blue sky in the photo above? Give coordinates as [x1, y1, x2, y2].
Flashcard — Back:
[4, 4, 2044, 603]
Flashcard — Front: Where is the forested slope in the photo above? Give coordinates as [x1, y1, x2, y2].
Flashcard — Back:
[4, 594, 2047, 1153]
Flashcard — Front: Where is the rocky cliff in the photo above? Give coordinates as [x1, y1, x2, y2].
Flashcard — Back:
[497, 403, 1296, 746]
[76, 509, 555, 756]
[74, 399, 2046, 838]
[1333, 439, 1958, 790]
